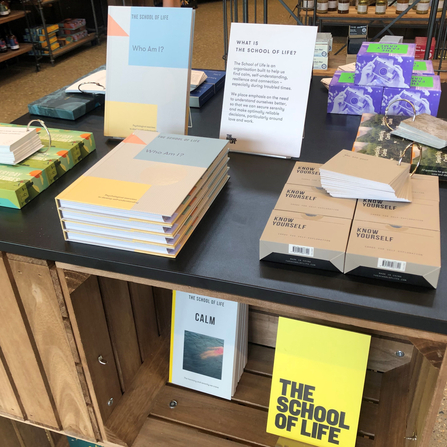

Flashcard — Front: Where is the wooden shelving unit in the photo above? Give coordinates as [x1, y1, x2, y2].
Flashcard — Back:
[25, 0, 99, 66]
[0, 43, 34, 64]
[0, 8, 39, 70]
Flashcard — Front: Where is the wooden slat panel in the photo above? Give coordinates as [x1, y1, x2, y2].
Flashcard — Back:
[406, 348, 440, 447]
[0, 348, 23, 419]
[99, 278, 141, 392]
[134, 417, 246, 447]
[69, 275, 122, 422]
[105, 335, 169, 447]
[8, 259, 95, 439]
[246, 344, 275, 376]
[408, 337, 446, 369]
[128, 283, 160, 362]
[12, 421, 52, 447]
[0, 254, 58, 428]
[153, 288, 172, 336]
[374, 363, 410, 447]
[358, 402, 378, 437]
[151, 385, 278, 446]
[0, 416, 20, 447]
[246, 344, 382, 402]
[249, 311, 412, 372]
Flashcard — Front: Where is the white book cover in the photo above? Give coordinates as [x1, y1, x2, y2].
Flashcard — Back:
[219, 23, 317, 158]
[170, 290, 239, 399]
[105, 6, 195, 138]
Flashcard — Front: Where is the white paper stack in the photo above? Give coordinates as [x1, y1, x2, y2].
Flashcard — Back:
[169, 291, 248, 400]
[0, 127, 43, 165]
[391, 114, 447, 150]
[320, 150, 412, 202]
[190, 70, 207, 91]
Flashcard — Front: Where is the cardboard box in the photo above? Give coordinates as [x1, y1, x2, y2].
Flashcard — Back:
[381, 75, 441, 116]
[260, 210, 352, 272]
[380, 35, 404, 44]
[314, 42, 329, 58]
[347, 37, 366, 55]
[413, 60, 434, 75]
[287, 162, 322, 187]
[345, 219, 441, 288]
[354, 199, 440, 231]
[313, 57, 328, 70]
[355, 42, 416, 88]
[317, 32, 333, 52]
[328, 71, 383, 115]
[275, 183, 357, 220]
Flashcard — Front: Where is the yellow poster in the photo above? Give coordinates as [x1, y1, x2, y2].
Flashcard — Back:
[266, 318, 370, 447]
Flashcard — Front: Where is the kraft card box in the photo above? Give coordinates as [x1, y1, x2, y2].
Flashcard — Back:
[275, 183, 357, 220]
[287, 161, 322, 187]
[355, 42, 416, 88]
[345, 219, 440, 288]
[328, 71, 383, 115]
[260, 210, 352, 273]
[354, 198, 440, 232]
[381, 75, 442, 116]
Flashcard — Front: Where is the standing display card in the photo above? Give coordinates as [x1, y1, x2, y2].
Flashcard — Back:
[105, 7, 194, 138]
[267, 317, 370, 447]
[219, 23, 317, 158]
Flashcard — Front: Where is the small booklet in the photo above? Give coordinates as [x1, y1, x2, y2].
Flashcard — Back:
[0, 127, 43, 165]
[169, 291, 248, 400]
[190, 70, 207, 91]
[391, 114, 447, 150]
[320, 149, 412, 202]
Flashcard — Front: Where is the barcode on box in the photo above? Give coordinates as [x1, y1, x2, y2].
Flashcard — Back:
[378, 258, 406, 272]
[288, 245, 314, 257]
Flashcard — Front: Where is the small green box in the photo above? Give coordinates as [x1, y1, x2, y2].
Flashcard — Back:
[67, 437, 101, 447]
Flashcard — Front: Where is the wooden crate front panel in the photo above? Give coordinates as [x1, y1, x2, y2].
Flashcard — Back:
[69, 275, 122, 423]
[0, 254, 58, 428]
[98, 278, 142, 393]
[8, 257, 95, 439]
[249, 309, 413, 372]
[0, 348, 22, 419]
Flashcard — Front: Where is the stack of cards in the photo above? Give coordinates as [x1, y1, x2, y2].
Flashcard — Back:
[0, 127, 43, 165]
[391, 114, 447, 150]
[320, 150, 412, 202]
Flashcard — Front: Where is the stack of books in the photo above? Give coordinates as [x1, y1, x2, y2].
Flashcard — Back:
[320, 150, 412, 202]
[55, 130, 230, 257]
[0, 124, 96, 209]
[0, 127, 43, 165]
[170, 291, 248, 400]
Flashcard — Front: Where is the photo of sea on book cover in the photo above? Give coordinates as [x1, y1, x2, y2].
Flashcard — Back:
[169, 290, 247, 400]
[267, 318, 370, 447]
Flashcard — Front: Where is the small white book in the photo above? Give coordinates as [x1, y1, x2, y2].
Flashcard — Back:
[0, 127, 43, 165]
[169, 291, 248, 400]
[320, 149, 412, 202]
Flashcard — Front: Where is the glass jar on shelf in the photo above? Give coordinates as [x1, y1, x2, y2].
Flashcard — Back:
[396, 0, 409, 13]
[338, 0, 350, 13]
[375, 0, 387, 14]
[328, 0, 338, 10]
[302, 0, 315, 10]
[317, 0, 329, 13]
[437, 0, 444, 12]
[357, 0, 368, 13]
[416, 0, 430, 13]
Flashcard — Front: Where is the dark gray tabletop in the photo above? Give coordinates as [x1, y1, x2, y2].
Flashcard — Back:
[1, 77, 447, 334]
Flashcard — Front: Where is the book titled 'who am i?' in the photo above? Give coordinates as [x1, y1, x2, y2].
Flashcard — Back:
[105, 7, 194, 138]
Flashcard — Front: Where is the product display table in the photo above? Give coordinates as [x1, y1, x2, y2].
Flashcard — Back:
[0, 78, 446, 447]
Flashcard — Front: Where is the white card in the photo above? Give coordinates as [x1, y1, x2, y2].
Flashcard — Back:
[219, 23, 317, 158]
